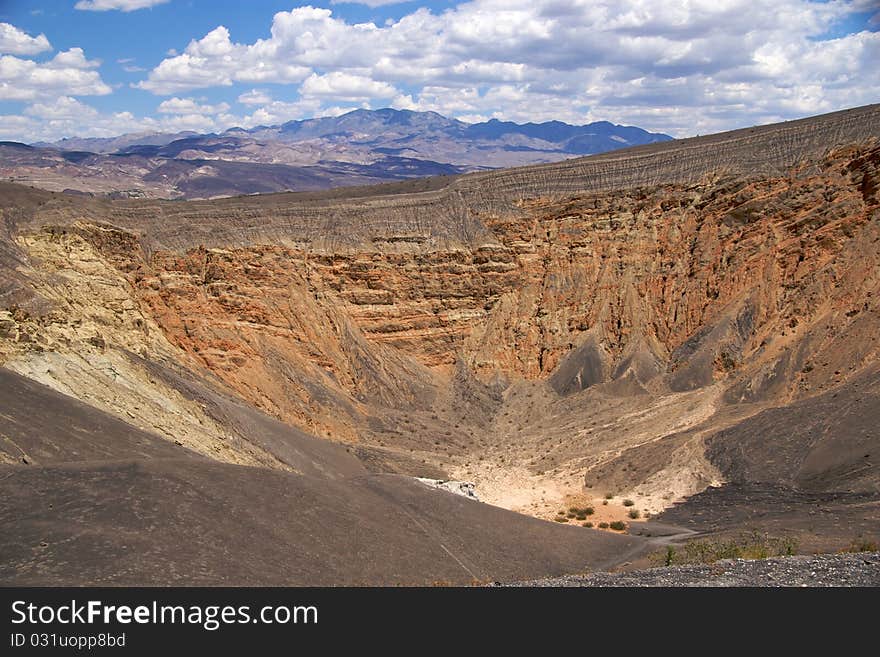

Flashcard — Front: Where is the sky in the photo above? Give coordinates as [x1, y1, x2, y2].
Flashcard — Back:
[0, 0, 878, 143]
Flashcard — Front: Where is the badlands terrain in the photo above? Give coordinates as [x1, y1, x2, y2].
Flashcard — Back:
[1, 103, 879, 585]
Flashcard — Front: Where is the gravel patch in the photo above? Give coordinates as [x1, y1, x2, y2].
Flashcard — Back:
[503, 552, 880, 587]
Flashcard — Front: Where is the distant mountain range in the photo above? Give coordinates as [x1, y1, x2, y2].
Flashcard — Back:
[3, 108, 672, 199]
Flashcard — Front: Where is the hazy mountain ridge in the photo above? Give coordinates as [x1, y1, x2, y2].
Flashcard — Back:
[0, 108, 670, 200]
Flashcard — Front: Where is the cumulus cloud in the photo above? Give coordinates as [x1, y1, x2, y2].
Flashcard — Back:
[75, 0, 170, 11]
[238, 98, 324, 128]
[0, 97, 246, 143]
[300, 72, 398, 101]
[0, 48, 112, 101]
[0, 114, 39, 141]
[48, 47, 102, 69]
[136, 24, 312, 94]
[157, 97, 231, 115]
[130, 0, 879, 136]
[0, 22, 51, 55]
[5, 0, 878, 143]
[237, 89, 273, 106]
[1, 99, 147, 143]
[25, 95, 97, 120]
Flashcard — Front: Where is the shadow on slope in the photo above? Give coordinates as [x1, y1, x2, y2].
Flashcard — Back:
[0, 369, 644, 585]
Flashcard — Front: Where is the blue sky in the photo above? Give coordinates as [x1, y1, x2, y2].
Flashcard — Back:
[0, 0, 877, 142]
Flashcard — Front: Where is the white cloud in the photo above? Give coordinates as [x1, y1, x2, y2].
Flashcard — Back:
[48, 47, 101, 69]
[129, 1, 880, 135]
[117, 57, 144, 71]
[237, 89, 273, 106]
[0, 22, 51, 55]
[136, 24, 312, 94]
[300, 71, 398, 101]
[0, 114, 39, 141]
[25, 96, 97, 120]
[6, 0, 879, 142]
[157, 97, 231, 115]
[75, 0, 170, 12]
[238, 99, 325, 128]
[0, 98, 245, 143]
[0, 100, 146, 142]
[0, 48, 112, 101]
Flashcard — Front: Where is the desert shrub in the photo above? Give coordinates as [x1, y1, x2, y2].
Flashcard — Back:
[602, 500, 608, 506]
[609, 521, 627, 531]
[623, 499, 635, 507]
[566, 512, 576, 518]
[554, 516, 569, 523]
[653, 532, 799, 566]
[583, 522, 593, 528]
[604, 493, 614, 499]
[598, 522, 609, 529]
[583, 506, 595, 516]
[575, 514, 587, 520]
[628, 509, 640, 519]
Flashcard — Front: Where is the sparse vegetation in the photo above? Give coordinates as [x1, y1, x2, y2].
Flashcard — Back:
[609, 521, 627, 531]
[842, 537, 878, 553]
[565, 505, 595, 520]
[598, 522, 609, 529]
[604, 493, 614, 499]
[623, 499, 634, 507]
[652, 531, 798, 566]
[628, 509, 640, 519]
[583, 522, 593, 528]
[554, 516, 569, 523]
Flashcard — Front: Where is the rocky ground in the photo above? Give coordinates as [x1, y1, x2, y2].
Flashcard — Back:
[505, 552, 880, 587]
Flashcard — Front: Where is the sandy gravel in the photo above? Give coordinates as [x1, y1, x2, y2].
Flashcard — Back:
[500, 552, 880, 587]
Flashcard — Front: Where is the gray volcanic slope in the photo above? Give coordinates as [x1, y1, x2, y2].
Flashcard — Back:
[0, 370, 641, 586]
[0, 369, 201, 464]
[650, 365, 880, 553]
[706, 364, 880, 494]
